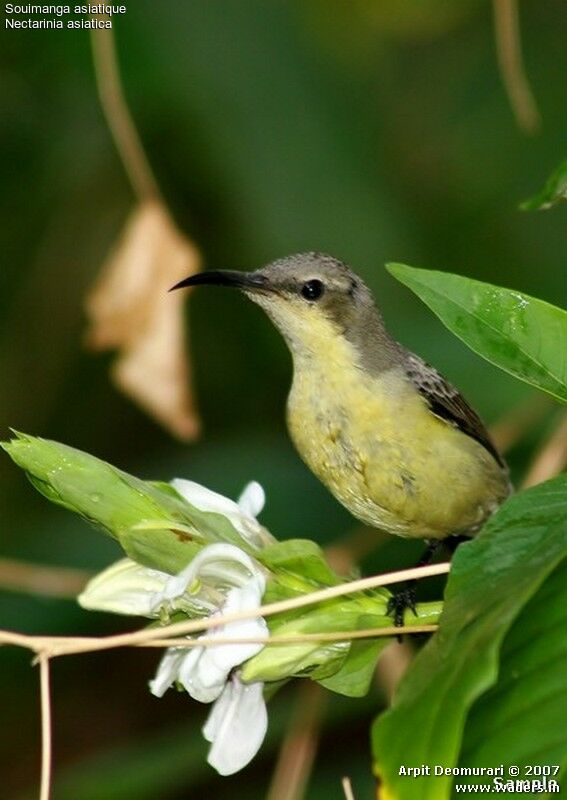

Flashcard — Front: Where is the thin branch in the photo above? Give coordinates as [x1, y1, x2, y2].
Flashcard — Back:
[139, 625, 439, 650]
[1, 566, 442, 800]
[0, 558, 91, 599]
[39, 656, 52, 800]
[90, 26, 161, 202]
[0, 624, 440, 658]
[0, 630, 58, 650]
[267, 683, 327, 800]
[493, 0, 541, 134]
[342, 777, 356, 800]
[0, 562, 446, 659]
[46, 562, 449, 658]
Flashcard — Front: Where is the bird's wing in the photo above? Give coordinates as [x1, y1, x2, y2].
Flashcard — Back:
[403, 351, 505, 467]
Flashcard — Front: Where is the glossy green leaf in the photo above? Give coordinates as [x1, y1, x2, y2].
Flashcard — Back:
[387, 264, 567, 404]
[372, 475, 567, 800]
[457, 558, 567, 789]
[521, 158, 567, 210]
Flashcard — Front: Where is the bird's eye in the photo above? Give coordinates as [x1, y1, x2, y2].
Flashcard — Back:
[300, 279, 325, 301]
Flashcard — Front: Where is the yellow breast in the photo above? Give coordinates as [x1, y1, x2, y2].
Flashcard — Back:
[286, 337, 508, 539]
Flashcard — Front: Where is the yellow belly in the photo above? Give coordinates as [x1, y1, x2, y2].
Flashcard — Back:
[287, 364, 509, 539]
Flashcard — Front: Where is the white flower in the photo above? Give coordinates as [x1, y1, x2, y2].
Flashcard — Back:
[78, 558, 171, 617]
[203, 675, 268, 775]
[148, 542, 270, 774]
[78, 479, 270, 619]
[149, 543, 268, 703]
[171, 479, 274, 548]
[77, 477, 273, 777]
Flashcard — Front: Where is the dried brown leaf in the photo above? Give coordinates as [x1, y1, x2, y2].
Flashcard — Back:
[85, 201, 201, 440]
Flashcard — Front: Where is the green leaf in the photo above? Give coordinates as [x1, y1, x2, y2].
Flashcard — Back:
[242, 605, 372, 684]
[387, 264, 567, 404]
[1, 433, 256, 573]
[243, 592, 440, 690]
[242, 591, 391, 685]
[118, 527, 202, 577]
[316, 614, 390, 698]
[371, 475, 567, 800]
[457, 558, 567, 787]
[1, 433, 186, 536]
[258, 539, 341, 587]
[315, 602, 442, 698]
[318, 639, 386, 697]
[520, 158, 567, 210]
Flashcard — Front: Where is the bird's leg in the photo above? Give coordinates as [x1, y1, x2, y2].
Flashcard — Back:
[387, 540, 442, 629]
[443, 533, 470, 555]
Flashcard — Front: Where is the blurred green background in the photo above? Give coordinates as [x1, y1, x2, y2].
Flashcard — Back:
[1, 1, 566, 797]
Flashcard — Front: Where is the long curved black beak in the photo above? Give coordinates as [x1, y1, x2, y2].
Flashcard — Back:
[170, 270, 268, 293]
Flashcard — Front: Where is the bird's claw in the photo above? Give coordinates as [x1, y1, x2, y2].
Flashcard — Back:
[387, 585, 418, 636]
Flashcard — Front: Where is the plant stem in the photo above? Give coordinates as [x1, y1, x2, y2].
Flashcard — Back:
[39, 656, 52, 800]
[267, 683, 327, 800]
[46, 562, 449, 658]
[493, 0, 541, 134]
[0, 558, 90, 599]
[90, 26, 161, 202]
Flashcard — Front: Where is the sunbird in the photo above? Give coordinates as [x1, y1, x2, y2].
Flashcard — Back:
[172, 252, 510, 623]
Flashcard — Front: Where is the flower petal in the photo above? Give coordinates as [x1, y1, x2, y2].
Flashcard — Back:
[171, 478, 272, 548]
[151, 542, 265, 611]
[194, 612, 268, 701]
[171, 479, 241, 518]
[175, 562, 267, 701]
[178, 648, 226, 703]
[203, 677, 268, 775]
[149, 648, 190, 697]
[79, 558, 169, 617]
[237, 482, 265, 518]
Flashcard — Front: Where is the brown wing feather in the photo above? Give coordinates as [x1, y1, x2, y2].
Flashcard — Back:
[403, 351, 505, 468]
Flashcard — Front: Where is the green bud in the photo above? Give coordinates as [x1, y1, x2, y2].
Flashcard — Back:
[1, 433, 254, 573]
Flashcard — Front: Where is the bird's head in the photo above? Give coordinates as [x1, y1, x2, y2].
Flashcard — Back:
[172, 252, 396, 370]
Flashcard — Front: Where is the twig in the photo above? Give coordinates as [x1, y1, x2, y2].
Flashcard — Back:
[493, 0, 541, 134]
[342, 776, 356, 800]
[0, 558, 91, 599]
[0, 565, 443, 800]
[0, 625, 439, 669]
[46, 562, 449, 658]
[39, 655, 52, 800]
[522, 413, 567, 488]
[267, 683, 327, 800]
[0, 625, 440, 658]
[90, 26, 161, 202]
[0, 562, 446, 659]
[135, 626, 439, 649]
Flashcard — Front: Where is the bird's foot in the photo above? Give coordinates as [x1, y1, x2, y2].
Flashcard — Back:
[387, 584, 418, 634]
